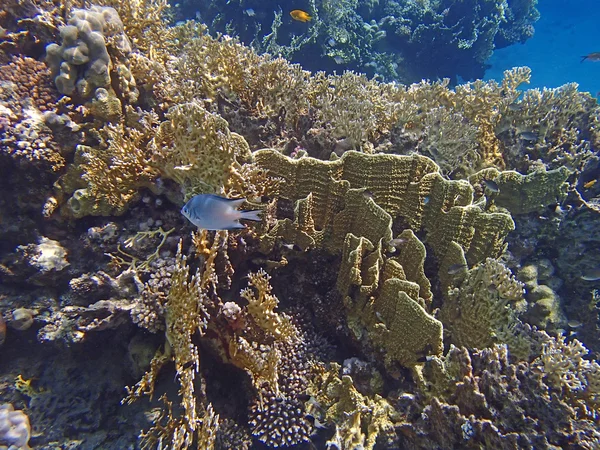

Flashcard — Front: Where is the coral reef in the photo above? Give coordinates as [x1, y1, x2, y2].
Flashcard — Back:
[183, 0, 539, 83]
[1, 1, 599, 449]
[403, 344, 600, 449]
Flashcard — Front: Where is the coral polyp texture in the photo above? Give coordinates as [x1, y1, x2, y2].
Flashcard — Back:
[1, 0, 600, 449]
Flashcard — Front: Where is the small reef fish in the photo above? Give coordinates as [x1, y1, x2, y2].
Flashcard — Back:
[388, 237, 408, 248]
[447, 263, 468, 275]
[290, 9, 312, 22]
[567, 319, 582, 328]
[580, 269, 600, 281]
[244, 8, 255, 17]
[181, 194, 262, 230]
[519, 131, 538, 141]
[333, 56, 344, 64]
[581, 53, 600, 62]
[483, 179, 500, 193]
[583, 179, 597, 189]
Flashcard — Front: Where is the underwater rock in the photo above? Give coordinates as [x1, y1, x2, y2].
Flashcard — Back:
[0, 403, 30, 450]
[8, 308, 35, 331]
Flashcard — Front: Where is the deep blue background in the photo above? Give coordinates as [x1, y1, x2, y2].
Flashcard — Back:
[485, 0, 600, 96]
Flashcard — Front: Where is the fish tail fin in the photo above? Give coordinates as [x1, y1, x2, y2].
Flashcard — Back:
[581, 56, 588, 62]
[240, 209, 262, 222]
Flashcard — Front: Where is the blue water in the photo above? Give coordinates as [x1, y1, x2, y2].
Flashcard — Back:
[485, 0, 600, 96]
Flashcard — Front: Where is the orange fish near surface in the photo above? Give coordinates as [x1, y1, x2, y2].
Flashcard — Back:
[581, 52, 600, 62]
[290, 9, 312, 22]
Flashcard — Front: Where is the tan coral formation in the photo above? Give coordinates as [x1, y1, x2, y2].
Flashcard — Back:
[252, 149, 516, 367]
[440, 257, 531, 359]
[534, 335, 600, 419]
[469, 166, 570, 214]
[307, 362, 399, 450]
[338, 232, 443, 368]
[149, 101, 250, 196]
[254, 149, 514, 265]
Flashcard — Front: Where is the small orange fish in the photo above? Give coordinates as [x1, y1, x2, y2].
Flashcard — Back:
[290, 9, 312, 22]
[584, 179, 597, 189]
[581, 52, 600, 62]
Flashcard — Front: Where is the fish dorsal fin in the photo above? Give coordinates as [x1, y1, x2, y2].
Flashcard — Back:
[225, 198, 246, 208]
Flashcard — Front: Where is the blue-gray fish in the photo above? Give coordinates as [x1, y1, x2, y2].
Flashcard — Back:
[580, 268, 600, 282]
[519, 131, 538, 141]
[181, 194, 262, 230]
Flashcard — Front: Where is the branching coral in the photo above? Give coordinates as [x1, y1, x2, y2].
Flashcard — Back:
[241, 269, 297, 341]
[498, 83, 599, 173]
[440, 257, 531, 359]
[149, 101, 250, 196]
[406, 344, 600, 449]
[534, 335, 600, 419]
[307, 362, 399, 450]
[124, 237, 222, 448]
[60, 121, 159, 217]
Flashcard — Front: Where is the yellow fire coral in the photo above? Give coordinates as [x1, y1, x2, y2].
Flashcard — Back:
[469, 166, 570, 215]
[441, 257, 531, 359]
[241, 269, 297, 341]
[150, 101, 250, 196]
[60, 122, 159, 218]
[307, 362, 399, 450]
[254, 149, 514, 265]
[338, 232, 443, 368]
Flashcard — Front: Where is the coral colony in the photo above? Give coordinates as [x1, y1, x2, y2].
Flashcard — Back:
[1, 1, 600, 449]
